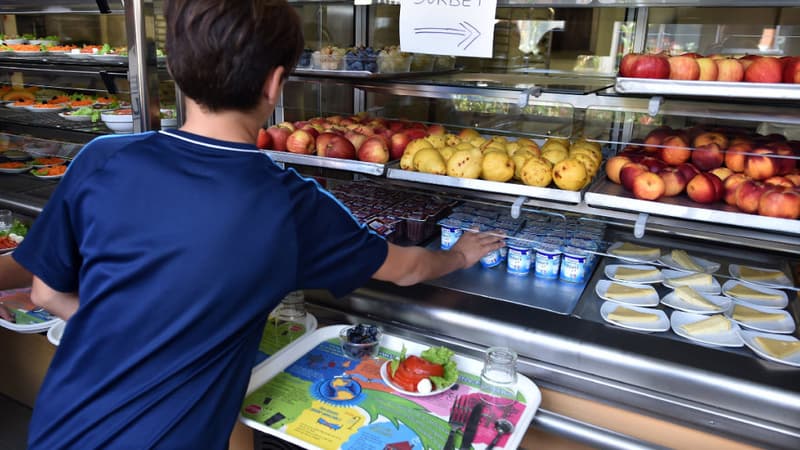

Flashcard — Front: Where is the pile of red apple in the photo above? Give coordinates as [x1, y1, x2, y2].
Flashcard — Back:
[605, 126, 800, 220]
[256, 114, 445, 163]
[620, 52, 800, 83]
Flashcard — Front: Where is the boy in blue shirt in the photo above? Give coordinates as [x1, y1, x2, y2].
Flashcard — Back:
[12, 0, 504, 448]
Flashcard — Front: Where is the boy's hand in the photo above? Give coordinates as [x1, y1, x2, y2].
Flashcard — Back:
[450, 228, 505, 269]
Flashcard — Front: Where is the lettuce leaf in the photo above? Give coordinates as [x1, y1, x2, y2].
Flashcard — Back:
[389, 345, 406, 376]
[421, 346, 457, 389]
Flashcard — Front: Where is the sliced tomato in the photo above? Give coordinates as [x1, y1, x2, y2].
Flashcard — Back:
[389, 355, 444, 392]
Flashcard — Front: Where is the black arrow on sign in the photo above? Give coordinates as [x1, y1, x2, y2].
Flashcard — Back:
[413, 21, 481, 50]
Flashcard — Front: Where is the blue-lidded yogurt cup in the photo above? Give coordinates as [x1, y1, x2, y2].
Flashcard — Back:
[478, 225, 502, 268]
[534, 243, 561, 279]
[438, 218, 463, 250]
[560, 246, 590, 283]
[506, 238, 533, 276]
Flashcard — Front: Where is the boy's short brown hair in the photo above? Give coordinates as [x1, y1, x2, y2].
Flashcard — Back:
[165, 0, 303, 112]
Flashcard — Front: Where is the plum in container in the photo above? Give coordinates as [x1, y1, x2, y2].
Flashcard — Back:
[339, 324, 382, 359]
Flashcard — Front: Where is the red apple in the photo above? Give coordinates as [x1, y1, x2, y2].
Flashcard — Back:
[691, 143, 724, 171]
[680, 52, 702, 59]
[357, 136, 390, 163]
[764, 176, 794, 188]
[744, 148, 779, 180]
[390, 132, 411, 160]
[723, 173, 749, 206]
[315, 132, 339, 155]
[724, 142, 752, 173]
[299, 125, 319, 139]
[318, 134, 356, 159]
[265, 126, 291, 151]
[659, 167, 688, 197]
[758, 187, 800, 219]
[387, 120, 408, 133]
[643, 126, 673, 148]
[782, 57, 800, 83]
[405, 128, 428, 140]
[668, 55, 701, 80]
[639, 156, 667, 173]
[744, 57, 783, 83]
[686, 172, 719, 204]
[676, 162, 701, 184]
[426, 124, 446, 135]
[786, 172, 800, 187]
[661, 134, 691, 165]
[276, 121, 295, 132]
[256, 128, 272, 149]
[348, 124, 374, 136]
[715, 59, 744, 82]
[709, 171, 725, 201]
[605, 155, 632, 184]
[696, 58, 719, 81]
[619, 53, 641, 77]
[693, 132, 728, 150]
[622, 53, 670, 79]
[286, 129, 315, 154]
[771, 145, 797, 175]
[735, 180, 767, 213]
[739, 54, 761, 71]
[632, 171, 666, 200]
[326, 115, 343, 125]
[620, 162, 649, 191]
[343, 131, 368, 153]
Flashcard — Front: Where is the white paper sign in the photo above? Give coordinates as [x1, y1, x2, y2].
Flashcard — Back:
[399, 0, 497, 58]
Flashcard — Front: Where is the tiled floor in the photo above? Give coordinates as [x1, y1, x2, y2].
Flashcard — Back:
[0, 396, 30, 450]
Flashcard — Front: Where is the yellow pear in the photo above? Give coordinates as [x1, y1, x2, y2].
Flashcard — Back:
[438, 146, 456, 162]
[481, 151, 515, 182]
[446, 150, 482, 178]
[544, 137, 570, 149]
[504, 142, 521, 156]
[571, 153, 599, 177]
[520, 157, 553, 187]
[512, 149, 536, 180]
[470, 136, 487, 148]
[413, 148, 446, 175]
[400, 139, 432, 170]
[455, 142, 475, 152]
[444, 133, 461, 147]
[458, 128, 481, 140]
[552, 158, 588, 191]
[515, 137, 539, 150]
[424, 134, 447, 149]
[541, 146, 568, 166]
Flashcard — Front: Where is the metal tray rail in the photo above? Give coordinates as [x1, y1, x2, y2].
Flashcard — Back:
[262, 150, 389, 176]
[615, 77, 800, 101]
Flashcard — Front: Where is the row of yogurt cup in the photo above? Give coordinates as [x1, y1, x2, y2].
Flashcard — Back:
[438, 209, 607, 283]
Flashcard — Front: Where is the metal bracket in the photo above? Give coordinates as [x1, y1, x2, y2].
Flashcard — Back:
[98, 71, 124, 94]
[96, 0, 112, 13]
[647, 96, 663, 117]
[517, 86, 543, 108]
[511, 196, 527, 219]
[633, 213, 649, 238]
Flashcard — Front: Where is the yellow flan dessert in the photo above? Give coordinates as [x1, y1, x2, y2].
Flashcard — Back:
[724, 283, 782, 302]
[614, 266, 660, 282]
[610, 242, 660, 260]
[674, 286, 718, 310]
[754, 337, 800, 359]
[671, 249, 704, 272]
[680, 315, 731, 335]
[732, 304, 784, 323]
[667, 272, 713, 287]
[605, 282, 654, 300]
[739, 266, 785, 282]
[608, 306, 659, 323]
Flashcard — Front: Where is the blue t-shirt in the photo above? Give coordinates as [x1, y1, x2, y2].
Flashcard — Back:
[13, 130, 388, 449]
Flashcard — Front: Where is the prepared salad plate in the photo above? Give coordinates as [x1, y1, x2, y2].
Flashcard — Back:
[6, 102, 32, 109]
[740, 330, 800, 367]
[661, 289, 731, 314]
[600, 301, 669, 332]
[379, 359, 455, 397]
[721, 280, 788, 309]
[58, 111, 93, 122]
[728, 264, 793, 289]
[2, 150, 30, 160]
[607, 241, 660, 263]
[661, 269, 721, 294]
[30, 157, 66, 168]
[604, 264, 663, 284]
[725, 303, 795, 334]
[30, 168, 66, 179]
[25, 104, 65, 113]
[0, 162, 32, 173]
[671, 312, 743, 347]
[595, 279, 659, 307]
[658, 250, 720, 274]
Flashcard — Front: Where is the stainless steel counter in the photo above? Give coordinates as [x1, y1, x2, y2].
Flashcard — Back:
[306, 268, 800, 449]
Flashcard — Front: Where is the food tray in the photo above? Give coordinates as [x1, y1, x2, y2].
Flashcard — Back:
[253, 313, 317, 368]
[584, 178, 800, 236]
[293, 67, 459, 79]
[615, 77, 800, 101]
[264, 150, 389, 176]
[240, 325, 541, 450]
[387, 163, 583, 204]
[0, 288, 60, 334]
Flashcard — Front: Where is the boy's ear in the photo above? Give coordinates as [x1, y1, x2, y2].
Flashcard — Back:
[264, 66, 286, 105]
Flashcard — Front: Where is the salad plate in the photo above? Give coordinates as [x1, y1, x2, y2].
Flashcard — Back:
[30, 170, 65, 179]
[59, 111, 93, 122]
[671, 312, 743, 347]
[379, 360, 456, 397]
[0, 163, 32, 173]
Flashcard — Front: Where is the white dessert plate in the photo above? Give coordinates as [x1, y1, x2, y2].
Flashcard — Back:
[721, 280, 788, 309]
[728, 264, 793, 289]
[604, 264, 663, 284]
[725, 303, 795, 334]
[595, 280, 659, 307]
[658, 252, 720, 274]
[670, 311, 743, 347]
[6, 102, 32, 109]
[661, 291, 731, 314]
[1, 150, 30, 160]
[607, 241, 660, 263]
[661, 269, 721, 294]
[600, 301, 669, 332]
[739, 330, 800, 367]
[25, 105, 65, 113]
[379, 360, 455, 397]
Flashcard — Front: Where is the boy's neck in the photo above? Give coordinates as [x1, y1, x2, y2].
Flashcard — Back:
[178, 100, 268, 146]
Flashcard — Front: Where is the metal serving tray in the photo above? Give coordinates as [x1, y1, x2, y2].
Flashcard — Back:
[293, 67, 458, 79]
[585, 178, 800, 236]
[263, 150, 389, 176]
[386, 163, 583, 204]
[615, 77, 800, 101]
